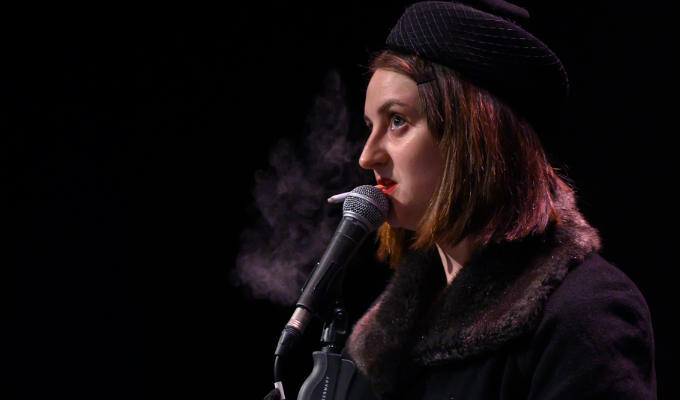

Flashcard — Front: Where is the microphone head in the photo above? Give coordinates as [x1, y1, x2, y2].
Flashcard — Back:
[342, 185, 390, 231]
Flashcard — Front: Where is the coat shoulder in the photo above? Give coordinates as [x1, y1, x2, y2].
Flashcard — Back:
[543, 252, 652, 330]
[525, 252, 657, 399]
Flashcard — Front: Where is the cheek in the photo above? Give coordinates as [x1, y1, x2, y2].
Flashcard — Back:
[408, 143, 443, 199]
[390, 137, 443, 227]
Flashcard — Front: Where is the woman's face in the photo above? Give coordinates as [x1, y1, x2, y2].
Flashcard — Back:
[361, 68, 444, 230]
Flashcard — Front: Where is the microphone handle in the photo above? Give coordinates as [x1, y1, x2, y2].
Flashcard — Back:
[296, 216, 369, 315]
[273, 215, 371, 393]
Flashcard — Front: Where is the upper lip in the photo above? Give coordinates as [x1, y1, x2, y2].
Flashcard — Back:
[377, 177, 397, 187]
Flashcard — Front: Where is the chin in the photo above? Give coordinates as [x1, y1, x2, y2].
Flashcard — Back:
[386, 208, 405, 229]
[385, 207, 400, 228]
[386, 209, 419, 231]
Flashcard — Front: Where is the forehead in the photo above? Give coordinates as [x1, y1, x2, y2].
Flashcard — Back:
[365, 69, 419, 110]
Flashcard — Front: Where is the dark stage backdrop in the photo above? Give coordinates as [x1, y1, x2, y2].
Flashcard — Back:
[7, 1, 677, 399]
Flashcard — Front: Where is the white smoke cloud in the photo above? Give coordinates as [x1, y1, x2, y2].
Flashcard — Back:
[232, 70, 369, 305]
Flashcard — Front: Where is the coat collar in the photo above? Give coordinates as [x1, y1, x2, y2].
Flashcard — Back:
[345, 187, 601, 397]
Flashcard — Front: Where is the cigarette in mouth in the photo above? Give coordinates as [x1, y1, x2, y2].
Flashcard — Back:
[327, 185, 386, 203]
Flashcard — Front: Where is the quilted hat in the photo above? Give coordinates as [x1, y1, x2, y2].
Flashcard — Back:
[385, 0, 569, 133]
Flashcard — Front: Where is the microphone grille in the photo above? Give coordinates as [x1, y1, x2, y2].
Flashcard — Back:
[342, 185, 390, 231]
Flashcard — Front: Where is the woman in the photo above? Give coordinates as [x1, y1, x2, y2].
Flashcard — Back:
[341, 1, 656, 399]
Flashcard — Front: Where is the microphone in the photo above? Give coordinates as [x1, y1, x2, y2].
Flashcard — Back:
[274, 185, 389, 365]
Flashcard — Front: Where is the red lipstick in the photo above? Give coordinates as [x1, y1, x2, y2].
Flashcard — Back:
[376, 178, 398, 195]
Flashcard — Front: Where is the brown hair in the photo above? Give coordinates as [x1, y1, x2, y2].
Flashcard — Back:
[369, 50, 569, 267]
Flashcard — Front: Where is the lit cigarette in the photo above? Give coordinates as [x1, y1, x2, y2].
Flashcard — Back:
[327, 185, 385, 203]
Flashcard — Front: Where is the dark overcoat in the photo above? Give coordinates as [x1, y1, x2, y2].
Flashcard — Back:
[343, 188, 656, 399]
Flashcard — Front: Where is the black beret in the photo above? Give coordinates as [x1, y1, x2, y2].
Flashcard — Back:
[385, 0, 568, 134]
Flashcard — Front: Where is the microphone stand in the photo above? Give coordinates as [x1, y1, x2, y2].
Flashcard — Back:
[270, 275, 359, 400]
[297, 299, 357, 400]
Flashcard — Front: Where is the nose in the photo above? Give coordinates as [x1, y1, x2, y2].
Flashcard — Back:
[359, 131, 389, 170]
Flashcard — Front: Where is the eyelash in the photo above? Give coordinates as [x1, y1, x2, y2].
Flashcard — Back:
[365, 114, 407, 134]
[390, 114, 406, 130]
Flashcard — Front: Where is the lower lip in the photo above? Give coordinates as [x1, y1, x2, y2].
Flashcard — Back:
[381, 184, 398, 195]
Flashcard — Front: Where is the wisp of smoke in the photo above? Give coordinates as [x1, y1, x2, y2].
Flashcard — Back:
[232, 70, 370, 305]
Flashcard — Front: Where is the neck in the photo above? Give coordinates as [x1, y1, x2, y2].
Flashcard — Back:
[436, 238, 473, 284]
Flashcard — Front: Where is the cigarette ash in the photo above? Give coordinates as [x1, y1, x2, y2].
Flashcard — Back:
[232, 70, 371, 305]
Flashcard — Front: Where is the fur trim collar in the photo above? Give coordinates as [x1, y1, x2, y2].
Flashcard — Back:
[345, 187, 601, 397]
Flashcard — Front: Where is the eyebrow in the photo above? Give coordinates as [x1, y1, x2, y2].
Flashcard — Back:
[364, 99, 408, 124]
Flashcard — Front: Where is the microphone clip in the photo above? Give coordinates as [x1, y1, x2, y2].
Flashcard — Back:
[320, 300, 350, 353]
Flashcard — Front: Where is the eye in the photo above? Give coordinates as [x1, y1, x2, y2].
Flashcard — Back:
[390, 114, 406, 131]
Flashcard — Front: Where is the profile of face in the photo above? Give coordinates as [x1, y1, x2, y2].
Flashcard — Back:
[361, 69, 444, 231]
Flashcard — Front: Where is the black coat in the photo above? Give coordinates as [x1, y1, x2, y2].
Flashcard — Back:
[343, 188, 656, 399]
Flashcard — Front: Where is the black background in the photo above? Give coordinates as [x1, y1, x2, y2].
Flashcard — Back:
[7, 1, 677, 398]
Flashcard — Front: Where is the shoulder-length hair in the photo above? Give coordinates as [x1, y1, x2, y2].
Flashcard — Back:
[369, 50, 569, 267]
